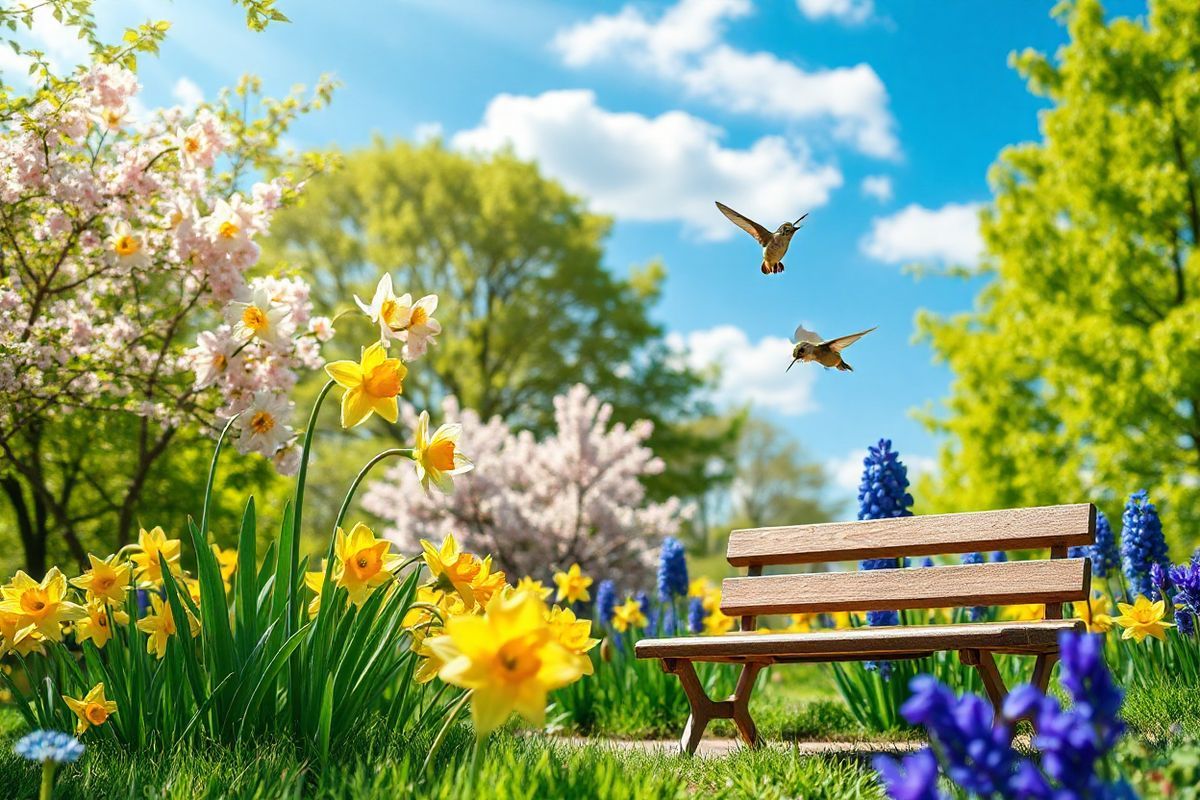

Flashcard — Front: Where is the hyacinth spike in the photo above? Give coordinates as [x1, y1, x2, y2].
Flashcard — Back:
[594, 579, 616, 626]
[1120, 490, 1170, 599]
[857, 438, 913, 638]
[656, 537, 688, 603]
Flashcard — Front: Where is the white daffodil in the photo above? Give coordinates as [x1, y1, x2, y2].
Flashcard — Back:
[236, 391, 293, 457]
[224, 287, 289, 348]
[107, 221, 149, 268]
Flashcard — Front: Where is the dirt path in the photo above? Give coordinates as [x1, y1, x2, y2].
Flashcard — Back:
[551, 736, 925, 758]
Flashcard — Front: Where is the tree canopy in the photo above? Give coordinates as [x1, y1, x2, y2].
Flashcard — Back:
[918, 0, 1200, 552]
[264, 139, 736, 504]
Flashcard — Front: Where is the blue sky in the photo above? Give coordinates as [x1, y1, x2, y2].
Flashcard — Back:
[34, 0, 1146, 507]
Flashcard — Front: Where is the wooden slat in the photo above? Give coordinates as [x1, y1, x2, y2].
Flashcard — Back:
[726, 504, 1095, 566]
[635, 619, 1084, 660]
[719, 559, 1090, 616]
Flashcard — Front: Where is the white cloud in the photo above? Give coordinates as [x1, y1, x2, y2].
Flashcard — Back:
[827, 448, 936, 495]
[860, 202, 984, 266]
[860, 174, 892, 203]
[0, 6, 91, 83]
[667, 325, 817, 416]
[796, 0, 874, 25]
[172, 77, 204, 110]
[452, 89, 841, 239]
[552, 0, 898, 159]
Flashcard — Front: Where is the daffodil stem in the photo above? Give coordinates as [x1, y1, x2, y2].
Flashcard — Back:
[421, 689, 472, 776]
[39, 760, 54, 800]
[294, 379, 335, 554]
[199, 415, 239, 541]
[331, 448, 413, 536]
[470, 735, 485, 783]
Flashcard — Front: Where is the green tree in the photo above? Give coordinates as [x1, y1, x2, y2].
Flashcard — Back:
[729, 415, 832, 531]
[917, 0, 1200, 553]
[263, 139, 735, 505]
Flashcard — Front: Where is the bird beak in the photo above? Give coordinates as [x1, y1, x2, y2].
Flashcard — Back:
[786, 357, 799, 372]
[793, 213, 808, 226]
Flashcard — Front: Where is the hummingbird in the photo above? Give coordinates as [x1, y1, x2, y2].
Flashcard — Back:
[715, 201, 808, 274]
[788, 325, 877, 372]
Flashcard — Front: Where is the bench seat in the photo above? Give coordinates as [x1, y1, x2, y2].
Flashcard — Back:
[635, 619, 1085, 662]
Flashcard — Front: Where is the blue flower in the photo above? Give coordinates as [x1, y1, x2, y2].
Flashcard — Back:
[1071, 510, 1119, 578]
[1150, 562, 1170, 601]
[857, 439, 913, 630]
[1120, 490, 1170, 598]
[687, 597, 705, 634]
[636, 590, 658, 631]
[656, 537, 688, 603]
[594, 580, 616, 625]
[873, 750, 945, 800]
[1175, 609, 1195, 637]
[990, 551, 1008, 562]
[14, 730, 84, 764]
[919, 557, 935, 568]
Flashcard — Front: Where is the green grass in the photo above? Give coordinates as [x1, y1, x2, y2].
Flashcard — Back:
[1122, 681, 1200, 742]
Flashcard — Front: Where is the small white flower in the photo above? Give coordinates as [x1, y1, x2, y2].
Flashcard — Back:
[224, 287, 289, 348]
[205, 197, 254, 252]
[187, 329, 239, 389]
[354, 274, 441, 355]
[107, 221, 149, 268]
[236, 391, 293, 457]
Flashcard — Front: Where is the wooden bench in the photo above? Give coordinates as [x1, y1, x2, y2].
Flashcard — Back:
[634, 503, 1095, 754]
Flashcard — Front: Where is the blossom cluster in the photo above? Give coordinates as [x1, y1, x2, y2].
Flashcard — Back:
[362, 383, 687, 582]
[875, 631, 1133, 800]
[0, 61, 324, 471]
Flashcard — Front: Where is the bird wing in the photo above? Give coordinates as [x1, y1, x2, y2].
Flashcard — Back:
[793, 325, 823, 344]
[824, 326, 878, 353]
[715, 202, 772, 246]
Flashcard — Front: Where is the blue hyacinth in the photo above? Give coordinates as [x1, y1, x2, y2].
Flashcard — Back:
[687, 597, 705, 634]
[990, 551, 1007, 563]
[1070, 510, 1119, 579]
[656, 537, 689, 602]
[857, 439, 913, 630]
[636, 590, 658, 631]
[14, 730, 84, 764]
[594, 580, 616, 626]
[919, 557, 935, 568]
[1120, 490, 1170, 599]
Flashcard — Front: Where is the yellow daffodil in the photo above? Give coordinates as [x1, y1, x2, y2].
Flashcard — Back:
[427, 589, 586, 738]
[1115, 595, 1174, 643]
[71, 554, 132, 604]
[334, 522, 403, 606]
[184, 578, 203, 607]
[129, 526, 182, 585]
[75, 598, 129, 649]
[546, 605, 599, 676]
[62, 683, 118, 735]
[304, 569, 330, 618]
[212, 544, 238, 587]
[1004, 604, 1045, 622]
[688, 577, 713, 599]
[552, 564, 593, 604]
[1075, 593, 1114, 634]
[703, 608, 736, 635]
[611, 598, 648, 633]
[514, 576, 552, 601]
[0, 611, 44, 656]
[412, 410, 473, 495]
[410, 628, 445, 684]
[403, 586, 468, 631]
[0, 568, 86, 640]
[421, 535, 480, 608]
[828, 610, 856, 629]
[136, 594, 199, 659]
[784, 613, 814, 633]
[323, 342, 407, 428]
[700, 588, 722, 613]
[469, 556, 507, 606]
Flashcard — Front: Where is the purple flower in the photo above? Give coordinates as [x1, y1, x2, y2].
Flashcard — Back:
[858, 438, 913, 631]
[1120, 490, 1170, 598]
[874, 750, 945, 800]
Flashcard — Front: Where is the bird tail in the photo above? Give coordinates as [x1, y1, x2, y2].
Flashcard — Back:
[837, 360, 853, 372]
[773, 261, 784, 274]
[760, 261, 771, 275]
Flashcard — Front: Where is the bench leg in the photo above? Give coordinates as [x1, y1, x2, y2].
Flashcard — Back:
[960, 649, 1009, 721]
[662, 659, 764, 755]
[1030, 653, 1057, 694]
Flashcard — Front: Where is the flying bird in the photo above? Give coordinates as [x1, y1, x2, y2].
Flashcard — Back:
[715, 201, 807, 274]
[788, 325, 877, 372]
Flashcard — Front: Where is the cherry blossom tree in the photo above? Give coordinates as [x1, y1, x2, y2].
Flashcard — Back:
[0, 5, 333, 571]
[362, 384, 687, 583]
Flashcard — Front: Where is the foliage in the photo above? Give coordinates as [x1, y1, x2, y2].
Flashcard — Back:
[0, 3, 336, 574]
[726, 414, 833, 532]
[261, 138, 737, 508]
[363, 385, 686, 583]
[916, 0, 1200, 549]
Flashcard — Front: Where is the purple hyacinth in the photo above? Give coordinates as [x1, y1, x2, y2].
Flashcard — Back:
[594, 579, 616, 626]
[687, 597, 705, 634]
[1120, 490, 1170, 598]
[1071, 510, 1119, 579]
[857, 439, 914, 630]
[656, 537, 689, 603]
[873, 750, 944, 800]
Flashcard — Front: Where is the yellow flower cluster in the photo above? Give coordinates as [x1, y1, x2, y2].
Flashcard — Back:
[399, 535, 598, 737]
[688, 577, 735, 635]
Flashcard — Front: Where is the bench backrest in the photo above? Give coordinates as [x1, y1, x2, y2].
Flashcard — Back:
[721, 503, 1095, 626]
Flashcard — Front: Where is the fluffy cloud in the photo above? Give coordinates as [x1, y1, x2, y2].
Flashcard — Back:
[452, 89, 841, 239]
[667, 325, 817, 416]
[796, 0, 875, 24]
[552, 0, 898, 159]
[860, 202, 984, 266]
[172, 77, 204, 110]
[827, 448, 936, 495]
[860, 174, 893, 203]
